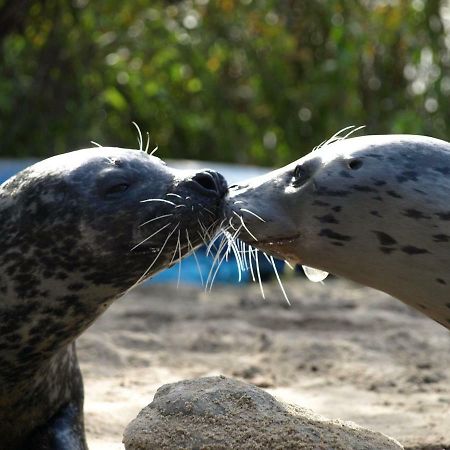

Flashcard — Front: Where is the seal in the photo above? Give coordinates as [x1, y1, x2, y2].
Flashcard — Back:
[0, 147, 227, 450]
[224, 134, 450, 330]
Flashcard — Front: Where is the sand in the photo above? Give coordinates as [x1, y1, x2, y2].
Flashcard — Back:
[77, 278, 450, 450]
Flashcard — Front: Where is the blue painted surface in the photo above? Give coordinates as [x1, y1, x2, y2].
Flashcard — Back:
[0, 158, 283, 285]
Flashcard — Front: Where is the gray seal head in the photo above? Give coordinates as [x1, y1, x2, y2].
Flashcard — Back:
[224, 135, 450, 330]
[0, 147, 227, 449]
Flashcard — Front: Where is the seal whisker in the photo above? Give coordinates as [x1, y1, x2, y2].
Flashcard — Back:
[206, 228, 235, 289]
[91, 141, 103, 147]
[226, 229, 244, 281]
[233, 211, 258, 241]
[169, 231, 181, 266]
[205, 234, 228, 290]
[145, 131, 150, 153]
[186, 229, 204, 286]
[268, 254, 290, 305]
[141, 198, 177, 206]
[131, 222, 172, 251]
[247, 244, 256, 282]
[208, 227, 242, 290]
[239, 208, 266, 223]
[253, 248, 265, 299]
[135, 222, 180, 285]
[167, 193, 183, 199]
[177, 230, 182, 288]
[150, 146, 159, 156]
[202, 206, 216, 217]
[339, 124, 366, 140]
[139, 214, 173, 228]
[132, 121, 144, 151]
[285, 260, 294, 270]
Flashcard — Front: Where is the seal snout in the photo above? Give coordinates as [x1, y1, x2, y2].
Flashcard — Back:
[190, 170, 228, 198]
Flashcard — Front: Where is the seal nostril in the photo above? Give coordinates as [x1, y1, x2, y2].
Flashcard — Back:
[192, 172, 217, 192]
[191, 171, 228, 197]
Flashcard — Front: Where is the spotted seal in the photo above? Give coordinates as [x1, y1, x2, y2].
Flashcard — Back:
[0, 147, 227, 449]
[224, 134, 450, 329]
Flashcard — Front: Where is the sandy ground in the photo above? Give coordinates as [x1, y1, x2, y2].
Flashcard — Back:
[78, 278, 450, 450]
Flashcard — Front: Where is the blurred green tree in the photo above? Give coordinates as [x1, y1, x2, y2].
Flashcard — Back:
[0, 0, 448, 165]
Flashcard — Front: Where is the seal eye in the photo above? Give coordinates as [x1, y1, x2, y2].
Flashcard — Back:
[348, 159, 363, 170]
[105, 183, 129, 195]
[292, 165, 308, 187]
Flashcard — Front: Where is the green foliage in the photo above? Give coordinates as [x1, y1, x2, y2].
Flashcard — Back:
[0, 0, 449, 165]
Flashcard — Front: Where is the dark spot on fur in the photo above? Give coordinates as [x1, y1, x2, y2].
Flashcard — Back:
[373, 231, 397, 246]
[316, 187, 350, 197]
[352, 185, 377, 193]
[446, 303, 450, 309]
[432, 234, 450, 242]
[372, 196, 384, 201]
[380, 247, 396, 254]
[332, 242, 344, 247]
[332, 206, 342, 212]
[403, 209, 431, 220]
[315, 214, 339, 224]
[319, 229, 352, 241]
[435, 212, 450, 221]
[373, 179, 387, 186]
[434, 167, 450, 175]
[436, 278, 446, 285]
[401, 246, 429, 255]
[396, 170, 419, 183]
[68, 283, 86, 291]
[418, 303, 428, 310]
[339, 170, 353, 179]
[386, 190, 402, 199]
[313, 200, 330, 207]
[370, 210, 382, 218]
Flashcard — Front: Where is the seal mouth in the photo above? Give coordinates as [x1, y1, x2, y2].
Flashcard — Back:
[255, 233, 301, 246]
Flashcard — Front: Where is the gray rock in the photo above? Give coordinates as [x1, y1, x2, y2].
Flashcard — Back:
[123, 376, 403, 450]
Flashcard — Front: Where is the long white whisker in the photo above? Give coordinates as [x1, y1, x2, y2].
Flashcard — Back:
[130, 223, 179, 289]
[150, 146, 158, 156]
[206, 234, 229, 288]
[145, 131, 150, 153]
[239, 208, 266, 223]
[254, 248, 265, 299]
[139, 214, 173, 228]
[140, 198, 176, 206]
[248, 244, 256, 282]
[167, 193, 183, 199]
[132, 121, 143, 151]
[177, 230, 182, 288]
[233, 211, 258, 241]
[130, 222, 172, 251]
[91, 141, 102, 147]
[269, 255, 290, 305]
[339, 124, 366, 140]
[186, 229, 204, 286]
[285, 260, 294, 270]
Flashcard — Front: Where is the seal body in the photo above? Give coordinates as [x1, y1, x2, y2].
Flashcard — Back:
[224, 135, 450, 330]
[0, 147, 227, 449]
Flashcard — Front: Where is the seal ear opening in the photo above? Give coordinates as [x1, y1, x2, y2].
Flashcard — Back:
[348, 159, 363, 170]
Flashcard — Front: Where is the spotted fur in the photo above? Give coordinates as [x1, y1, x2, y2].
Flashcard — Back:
[0, 147, 226, 449]
[225, 135, 450, 331]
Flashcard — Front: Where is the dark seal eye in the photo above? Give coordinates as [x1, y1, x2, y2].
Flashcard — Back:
[105, 183, 130, 196]
[292, 165, 309, 187]
[348, 159, 363, 170]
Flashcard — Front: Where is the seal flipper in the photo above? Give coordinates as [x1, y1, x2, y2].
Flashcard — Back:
[21, 403, 88, 450]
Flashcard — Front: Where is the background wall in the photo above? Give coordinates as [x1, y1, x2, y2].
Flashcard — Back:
[0, 0, 449, 165]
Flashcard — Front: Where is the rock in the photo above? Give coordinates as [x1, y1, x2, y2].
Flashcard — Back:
[123, 376, 403, 450]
